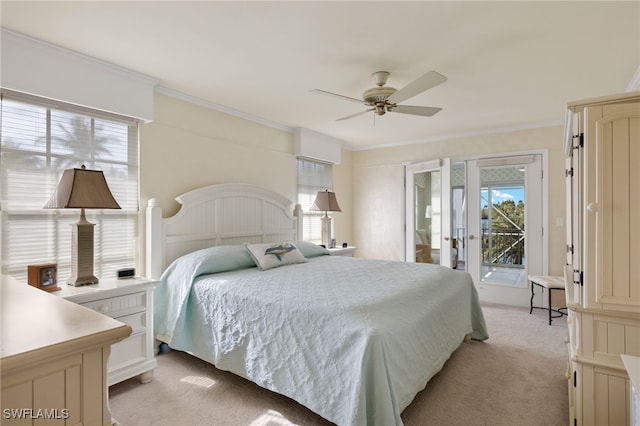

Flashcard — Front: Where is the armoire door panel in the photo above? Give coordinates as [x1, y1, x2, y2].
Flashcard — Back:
[587, 103, 640, 311]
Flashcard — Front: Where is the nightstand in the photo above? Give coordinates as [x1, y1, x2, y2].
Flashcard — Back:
[54, 277, 158, 386]
[328, 246, 357, 257]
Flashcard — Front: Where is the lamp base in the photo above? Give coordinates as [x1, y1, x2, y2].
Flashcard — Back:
[67, 276, 99, 287]
[67, 211, 99, 287]
[321, 214, 333, 248]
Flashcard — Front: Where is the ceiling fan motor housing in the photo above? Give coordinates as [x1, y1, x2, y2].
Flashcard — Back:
[363, 86, 397, 115]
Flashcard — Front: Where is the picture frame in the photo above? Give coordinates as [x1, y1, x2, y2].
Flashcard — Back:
[28, 263, 60, 292]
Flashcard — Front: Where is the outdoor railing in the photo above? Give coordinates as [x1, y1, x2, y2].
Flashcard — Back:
[481, 227, 525, 267]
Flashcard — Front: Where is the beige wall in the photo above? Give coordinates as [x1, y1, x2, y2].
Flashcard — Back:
[140, 94, 295, 216]
[138, 93, 354, 271]
[350, 125, 567, 279]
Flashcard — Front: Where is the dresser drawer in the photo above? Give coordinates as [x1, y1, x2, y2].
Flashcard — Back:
[81, 291, 147, 318]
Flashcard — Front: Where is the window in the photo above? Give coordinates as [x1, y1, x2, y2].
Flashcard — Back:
[296, 158, 333, 243]
[1, 91, 139, 282]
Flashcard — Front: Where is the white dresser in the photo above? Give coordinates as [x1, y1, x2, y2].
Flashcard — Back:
[1, 277, 131, 426]
[564, 91, 640, 426]
[54, 277, 158, 386]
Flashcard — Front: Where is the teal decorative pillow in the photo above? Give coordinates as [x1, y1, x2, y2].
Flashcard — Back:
[163, 244, 256, 278]
[246, 242, 307, 270]
[293, 240, 330, 258]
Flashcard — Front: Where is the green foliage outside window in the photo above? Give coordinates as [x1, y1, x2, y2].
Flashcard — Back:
[481, 199, 525, 266]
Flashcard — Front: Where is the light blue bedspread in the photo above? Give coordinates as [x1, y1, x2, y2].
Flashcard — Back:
[155, 249, 488, 426]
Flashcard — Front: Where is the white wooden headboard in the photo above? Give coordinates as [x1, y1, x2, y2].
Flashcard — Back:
[146, 183, 302, 279]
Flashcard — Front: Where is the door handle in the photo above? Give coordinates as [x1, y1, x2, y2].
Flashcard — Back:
[443, 237, 450, 241]
[468, 235, 476, 240]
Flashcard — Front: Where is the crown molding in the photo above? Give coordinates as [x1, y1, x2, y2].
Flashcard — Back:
[348, 120, 564, 151]
[155, 86, 293, 134]
[153, 85, 565, 152]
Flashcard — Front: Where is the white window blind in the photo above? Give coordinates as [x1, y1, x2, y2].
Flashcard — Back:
[296, 158, 332, 243]
[1, 91, 139, 282]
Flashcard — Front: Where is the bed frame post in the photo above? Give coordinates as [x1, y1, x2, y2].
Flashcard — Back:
[294, 203, 303, 241]
[146, 198, 164, 280]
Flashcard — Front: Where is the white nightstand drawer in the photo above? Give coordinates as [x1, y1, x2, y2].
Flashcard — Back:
[81, 292, 147, 318]
[117, 311, 147, 335]
[109, 332, 147, 370]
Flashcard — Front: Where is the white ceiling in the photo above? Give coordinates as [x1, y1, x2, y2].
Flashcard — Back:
[1, 1, 639, 150]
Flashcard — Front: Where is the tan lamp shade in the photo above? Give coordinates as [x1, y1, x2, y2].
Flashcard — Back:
[310, 190, 341, 213]
[44, 165, 120, 286]
[44, 165, 121, 210]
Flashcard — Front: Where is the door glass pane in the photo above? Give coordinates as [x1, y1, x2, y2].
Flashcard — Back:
[414, 170, 440, 264]
[479, 165, 526, 285]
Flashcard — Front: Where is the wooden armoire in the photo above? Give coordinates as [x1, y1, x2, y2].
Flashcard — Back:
[564, 91, 640, 425]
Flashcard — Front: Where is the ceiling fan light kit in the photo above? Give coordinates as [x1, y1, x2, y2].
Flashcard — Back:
[312, 70, 447, 121]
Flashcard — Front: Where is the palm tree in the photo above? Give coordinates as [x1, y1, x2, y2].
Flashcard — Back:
[1, 107, 115, 171]
[1, 103, 119, 209]
[48, 114, 114, 170]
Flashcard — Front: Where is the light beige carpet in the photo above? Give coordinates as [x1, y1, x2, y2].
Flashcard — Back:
[109, 303, 569, 426]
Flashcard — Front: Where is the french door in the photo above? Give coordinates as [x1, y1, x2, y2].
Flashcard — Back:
[466, 154, 543, 289]
[404, 159, 453, 267]
[405, 154, 545, 299]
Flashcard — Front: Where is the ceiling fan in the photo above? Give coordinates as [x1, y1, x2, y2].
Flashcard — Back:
[311, 70, 447, 121]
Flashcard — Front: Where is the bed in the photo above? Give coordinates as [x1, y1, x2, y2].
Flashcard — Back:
[147, 183, 488, 426]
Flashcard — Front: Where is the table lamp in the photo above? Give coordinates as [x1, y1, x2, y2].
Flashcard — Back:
[310, 190, 341, 248]
[44, 165, 121, 286]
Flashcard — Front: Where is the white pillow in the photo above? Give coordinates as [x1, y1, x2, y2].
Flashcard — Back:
[245, 242, 307, 271]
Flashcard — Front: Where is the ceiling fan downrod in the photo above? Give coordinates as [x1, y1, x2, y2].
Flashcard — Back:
[372, 71, 390, 87]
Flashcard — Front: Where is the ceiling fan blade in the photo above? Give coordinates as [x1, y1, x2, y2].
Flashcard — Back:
[310, 89, 364, 105]
[387, 71, 447, 105]
[389, 105, 442, 117]
[336, 108, 375, 121]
